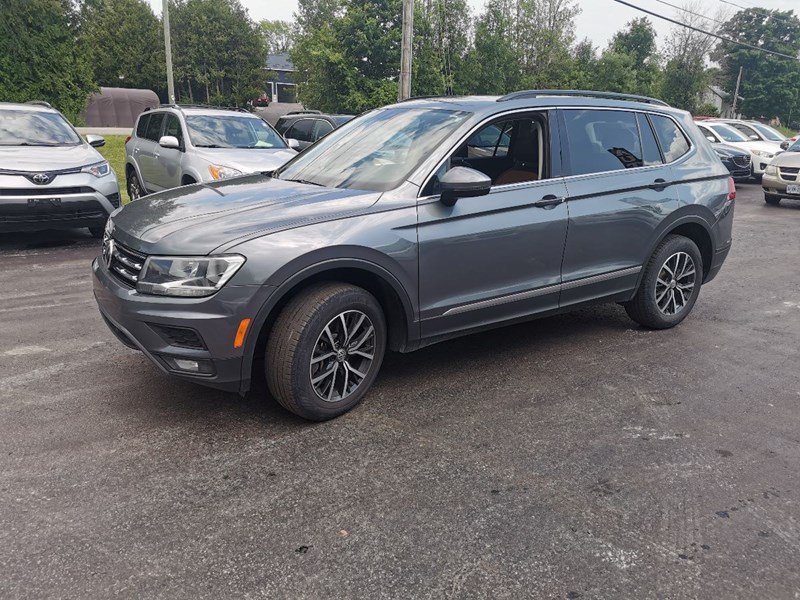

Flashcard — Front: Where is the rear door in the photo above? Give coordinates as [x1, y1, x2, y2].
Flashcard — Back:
[558, 108, 681, 307]
[417, 110, 569, 337]
[137, 112, 166, 191]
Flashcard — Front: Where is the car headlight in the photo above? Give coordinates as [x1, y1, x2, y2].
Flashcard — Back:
[765, 164, 778, 175]
[136, 255, 246, 297]
[751, 150, 774, 159]
[208, 165, 243, 180]
[82, 161, 111, 177]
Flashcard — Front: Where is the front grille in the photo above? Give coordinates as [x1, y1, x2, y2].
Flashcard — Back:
[0, 208, 106, 224]
[0, 187, 96, 196]
[104, 238, 146, 287]
[780, 167, 799, 182]
[149, 324, 206, 349]
[731, 156, 751, 168]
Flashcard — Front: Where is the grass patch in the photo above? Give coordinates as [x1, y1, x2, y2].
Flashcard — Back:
[777, 126, 797, 138]
[96, 135, 130, 204]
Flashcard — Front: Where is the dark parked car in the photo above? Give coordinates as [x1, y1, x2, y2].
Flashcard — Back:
[274, 112, 354, 150]
[93, 90, 734, 421]
[252, 95, 270, 107]
[713, 143, 752, 181]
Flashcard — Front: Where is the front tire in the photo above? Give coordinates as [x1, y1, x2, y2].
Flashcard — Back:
[127, 169, 144, 201]
[765, 194, 781, 206]
[265, 283, 387, 421]
[625, 235, 703, 330]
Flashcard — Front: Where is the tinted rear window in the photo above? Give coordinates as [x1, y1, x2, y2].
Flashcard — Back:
[136, 114, 150, 138]
[562, 109, 646, 176]
[650, 115, 691, 162]
[143, 113, 165, 141]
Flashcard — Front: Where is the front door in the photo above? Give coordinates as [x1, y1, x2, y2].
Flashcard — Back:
[151, 114, 184, 190]
[417, 111, 569, 338]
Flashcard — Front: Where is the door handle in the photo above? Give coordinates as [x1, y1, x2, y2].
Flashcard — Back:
[649, 178, 670, 191]
[533, 195, 565, 209]
[153, 152, 160, 159]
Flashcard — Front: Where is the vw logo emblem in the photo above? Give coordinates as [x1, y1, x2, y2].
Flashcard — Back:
[102, 239, 115, 268]
[32, 173, 50, 185]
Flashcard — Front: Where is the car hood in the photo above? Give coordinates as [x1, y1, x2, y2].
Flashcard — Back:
[0, 144, 102, 172]
[730, 140, 783, 154]
[110, 174, 382, 255]
[771, 150, 800, 168]
[192, 147, 297, 173]
[714, 143, 749, 157]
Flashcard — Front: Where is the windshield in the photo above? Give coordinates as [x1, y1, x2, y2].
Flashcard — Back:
[0, 109, 82, 146]
[274, 107, 471, 192]
[788, 139, 800, 152]
[709, 123, 749, 143]
[749, 122, 785, 142]
[186, 115, 287, 149]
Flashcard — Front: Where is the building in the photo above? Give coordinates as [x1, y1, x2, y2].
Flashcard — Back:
[702, 85, 742, 119]
[266, 54, 298, 104]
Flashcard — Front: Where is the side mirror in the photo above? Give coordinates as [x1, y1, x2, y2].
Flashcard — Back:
[286, 138, 300, 150]
[781, 141, 790, 150]
[706, 135, 717, 143]
[749, 134, 760, 141]
[86, 134, 105, 148]
[159, 135, 180, 149]
[439, 166, 492, 207]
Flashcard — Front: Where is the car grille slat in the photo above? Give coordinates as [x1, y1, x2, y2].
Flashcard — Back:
[0, 187, 96, 196]
[779, 167, 798, 182]
[105, 238, 146, 287]
[731, 156, 751, 168]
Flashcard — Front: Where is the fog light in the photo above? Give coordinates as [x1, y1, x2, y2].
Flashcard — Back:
[174, 358, 200, 372]
[161, 356, 215, 375]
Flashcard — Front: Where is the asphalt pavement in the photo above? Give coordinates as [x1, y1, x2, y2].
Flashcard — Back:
[1, 183, 799, 599]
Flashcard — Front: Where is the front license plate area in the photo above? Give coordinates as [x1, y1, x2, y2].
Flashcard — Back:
[786, 185, 800, 195]
[27, 198, 62, 208]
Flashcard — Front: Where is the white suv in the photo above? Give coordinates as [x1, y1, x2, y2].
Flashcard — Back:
[124, 106, 297, 199]
[695, 121, 779, 179]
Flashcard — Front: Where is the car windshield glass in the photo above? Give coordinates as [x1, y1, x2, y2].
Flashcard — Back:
[274, 107, 471, 192]
[0, 109, 82, 146]
[749, 122, 785, 142]
[185, 115, 287, 149]
[709, 123, 749, 143]
[789, 139, 800, 152]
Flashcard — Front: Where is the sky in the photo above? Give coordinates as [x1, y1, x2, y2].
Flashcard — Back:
[147, 0, 798, 50]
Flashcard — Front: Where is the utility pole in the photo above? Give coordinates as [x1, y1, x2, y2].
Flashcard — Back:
[399, 0, 414, 101]
[163, 0, 176, 104]
[731, 66, 743, 117]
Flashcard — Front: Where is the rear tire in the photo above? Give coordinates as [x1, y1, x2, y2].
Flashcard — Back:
[625, 235, 703, 330]
[265, 283, 387, 421]
[765, 194, 781, 206]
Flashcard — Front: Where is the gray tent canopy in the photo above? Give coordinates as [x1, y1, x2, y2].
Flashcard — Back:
[85, 87, 160, 128]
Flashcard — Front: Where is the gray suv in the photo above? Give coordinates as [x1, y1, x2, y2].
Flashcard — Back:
[0, 102, 120, 236]
[125, 105, 296, 199]
[94, 91, 735, 421]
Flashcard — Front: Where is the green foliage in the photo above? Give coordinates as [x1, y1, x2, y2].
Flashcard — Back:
[79, 0, 165, 94]
[260, 19, 294, 55]
[96, 135, 130, 203]
[0, 0, 96, 122]
[695, 103, 720, 118]
[713, 8, 800, 121]
[169, 0, 267, 106]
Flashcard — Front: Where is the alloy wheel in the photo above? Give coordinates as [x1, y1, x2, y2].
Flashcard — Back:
[309, 310, 376, 403]
[655, 251, 696, 316]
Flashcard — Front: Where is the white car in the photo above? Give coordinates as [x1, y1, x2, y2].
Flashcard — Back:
[715, 119, 787, 147]
[695, 121, 779, 178]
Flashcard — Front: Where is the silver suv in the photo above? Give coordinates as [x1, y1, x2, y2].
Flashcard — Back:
[124, 105, 297, 199]
[0, 102, 120, 237]
[95, 91, 735, 421]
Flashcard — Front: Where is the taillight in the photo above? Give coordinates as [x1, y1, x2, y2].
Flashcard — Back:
[125, 135, 131, 144]
[728, 177, 736, 201]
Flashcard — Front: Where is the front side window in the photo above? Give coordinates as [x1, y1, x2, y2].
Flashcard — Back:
[708, 123, 748, 143]
[650, 115, 691, 162]
[186, 115, 287, 149]
[287, 119, 315, 143]
[274, 107, 471, 192]
[313, 120, 334, 140]
[144, 113, 165, 141]
[0, 109, 81, 146]
[563, 109, 645, 176]
[697, 124, 718, 143]
[749, 122, 785, 142]
[466, 123, 511, 158]
[730, 122, 758, 139]
[163, 115, 184, 146]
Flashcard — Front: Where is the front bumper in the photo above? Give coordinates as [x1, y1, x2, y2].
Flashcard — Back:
[720, 158, 752, 181]
[0, 171, 120, 233]
[92, 257, 273, 393]
[762, 173, 800, 199]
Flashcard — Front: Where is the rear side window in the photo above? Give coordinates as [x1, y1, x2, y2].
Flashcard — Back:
[650, 115, 691, 163]
[143, 113, 165, 141]
[314, 120, 334, 140]
[562, 109, 645, 176]
[287, 119, 315, 142]
[136, 114, 150, 138]
[637, 113, 662, 166]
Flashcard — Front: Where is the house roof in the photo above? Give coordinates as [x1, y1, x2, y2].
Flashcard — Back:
[267, 54, 295, 72]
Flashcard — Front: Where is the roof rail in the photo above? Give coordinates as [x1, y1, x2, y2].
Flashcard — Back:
[496, 90, 670, 107]
[26, 100, 53, 108]
[285, 109, 322, 115]
[145, 103, 251, 113]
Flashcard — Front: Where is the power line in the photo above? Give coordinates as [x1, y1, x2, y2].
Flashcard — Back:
[611, 0, 800, 61]
[714, 0, 800, 29]
[653, 0, 726, 26]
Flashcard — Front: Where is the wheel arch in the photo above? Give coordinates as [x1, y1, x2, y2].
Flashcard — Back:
[640, 210, 716, 285]
[240, 259, 417, 394]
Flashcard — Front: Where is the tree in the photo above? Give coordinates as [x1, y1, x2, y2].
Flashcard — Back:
[0, 0, 96, 122]
[260, 19, 294, 55]
[79, 0, 166, 94]
[468, 0, 523, 94]
[412, 0, 472, 96]
[712, 8, 800, 121]
[169, 0, 267, 106]
[601, 18, 660, 96]
[610, 17, 657, 67]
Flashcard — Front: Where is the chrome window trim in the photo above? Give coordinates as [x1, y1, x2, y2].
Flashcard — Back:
[416, 106, 694, 201]
[441, 266, 642, 316]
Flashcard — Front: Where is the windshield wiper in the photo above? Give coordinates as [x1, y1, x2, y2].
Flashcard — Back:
[281, 178, 323, 187]
[0, 142, 65, 147]
[194, 144, 229, 148]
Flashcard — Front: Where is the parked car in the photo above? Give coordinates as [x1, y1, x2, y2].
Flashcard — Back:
[695, 121, 778, 179]
[252, 95, 271, 107]
[0, 101, 120, 237]
[274, 112, 354, 150]
[780, 133, 799, 151]
[124, 105, 297, 199]
[715, 119, 787, 146]
[94, 90, 734, 421]
[712, 143, 752, 181]
[762, 138, 800, 205]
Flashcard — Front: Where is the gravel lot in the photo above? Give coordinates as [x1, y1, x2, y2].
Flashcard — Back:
[1, 183, 798, 599]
